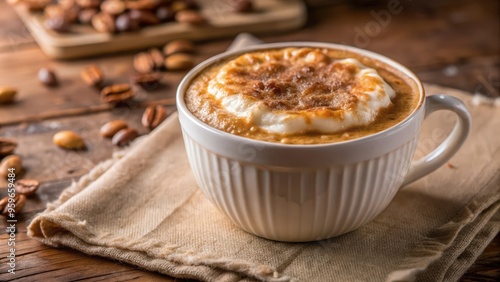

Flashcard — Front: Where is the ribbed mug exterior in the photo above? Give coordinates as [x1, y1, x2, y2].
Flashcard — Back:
[182, 130, 419, 242]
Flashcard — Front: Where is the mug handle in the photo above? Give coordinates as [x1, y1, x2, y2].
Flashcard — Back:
[401, 94, 471, 187]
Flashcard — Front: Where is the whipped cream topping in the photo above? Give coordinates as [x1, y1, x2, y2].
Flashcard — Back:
[207, 48, 396, 135]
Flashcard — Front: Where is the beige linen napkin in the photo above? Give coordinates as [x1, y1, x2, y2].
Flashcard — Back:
[28, 84, 499, 282]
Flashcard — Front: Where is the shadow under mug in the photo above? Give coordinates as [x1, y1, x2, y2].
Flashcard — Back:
[177, 42, 471, 242]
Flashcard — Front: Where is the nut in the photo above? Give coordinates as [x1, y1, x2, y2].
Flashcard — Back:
[165, 53, 195, 71]
[44, 4, 66, 18]
[101, 84, 134, 104]
[130, 72, 161, 89]
[142, 105, 167, 130]
[92, 12, 116, 33]
[0, 155, 23, 178]
[38, 67, 58, 86]
[100, 119, 128, 138]
[81, 65, 104, 87]
[115, 13, 140, 32]
[129, 9, 160, 25]
[0, 87, 17, 104]
[15, 179, 40, 197]
[133, 52, 155, 73]
[45, 16, 71, 33]
[156, 6, 175, 22]
[100, 0, 125, 15]
[125, 0, 161, 10]
[0, 138, 17, 156]
[149, 48, 164, 69]
[112, 128, 139, 146]
[175, 10, 207, 25]
[1, 194, 26, 217]
[78, 8, 99, 25]
[163, 40, 196, 56]
[53, 130, 86, 150]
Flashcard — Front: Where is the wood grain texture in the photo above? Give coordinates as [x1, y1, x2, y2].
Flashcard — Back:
[0, 0, 498, 281]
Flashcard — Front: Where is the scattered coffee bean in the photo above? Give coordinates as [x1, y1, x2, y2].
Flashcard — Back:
[116, 13, 140, 32]
[81, 64, 104, 87]
[133, 52, 155, 73]
[131, 72, 161, 89]
[100, 0, 125, 15]
[149, 48, 165, 69]
[142, 105, 167, 130]
[130, 9, 161, 25]
[78, 8, 99, 25]
[112, 128, 139, 146]
[230, 0, 253, 13]
[1, 194, 26, 216]
[53, 130, 86, 150]
[45, 16, 70, 33]
[15, 179, 40, 197]
[92, 12, 116, 33]
[0, 155, 23, 178]
[156, 5, 175, 22]
[76, 0, 101, 9]
[38, 67, 58, 87]
[0, 138, 17, 156]
[100, 119, 128, 138]
[163, 39, 196, 56]
[175, 10, 207, 25]
[165, 53, 195, 70]
[101, 83, 134, 103]
[125, 0, 161, 10]
[0, 87, 17, 104]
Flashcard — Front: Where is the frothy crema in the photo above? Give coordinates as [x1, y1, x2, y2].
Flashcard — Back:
[206, 48, 396, 135]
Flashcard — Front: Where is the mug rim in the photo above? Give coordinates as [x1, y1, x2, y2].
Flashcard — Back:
[177, 41, 425, 148]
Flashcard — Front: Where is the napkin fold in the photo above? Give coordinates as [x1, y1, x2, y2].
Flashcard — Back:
[28, 84, 499, 282]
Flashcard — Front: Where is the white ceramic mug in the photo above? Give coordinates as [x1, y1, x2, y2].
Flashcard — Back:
[177, 42, 471, 242]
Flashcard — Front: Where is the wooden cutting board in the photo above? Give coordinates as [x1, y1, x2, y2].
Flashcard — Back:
[14, 0, 307, 59]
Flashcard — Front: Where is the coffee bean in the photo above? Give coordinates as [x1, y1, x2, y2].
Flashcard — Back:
[24, 0, 52, 11]
[1, 194, 26, 217]
[156, 6, 175, 22]
[149, 48, 164, 69]
[92, 12, 116, 33]
[101, 84, 134, 103]
[44, 4, 66, 18]
[38, 68, 58, 87]
[142, 105, 167, 130]
[131, 72, 161, 89]
[175, 10, 207, 25]
[100, 0, 125, 15]
[116, 13, 140, 32]
[0, 155, 23, 178]
[0, 138, 17, 156]
[45, 16, 70, 33]
[0, 87, 17, 104]
[78, 8, 99, 25]
[81, 65, 104, 87]
[53, 130, 86, 150]
[129, 9, 160, 25]
[100, 119, 128, 138]
[230, 0, 253, 13]
[163, 39, 196, 56]
[112, 128, 139, 146]
[76, 0, 101, 9]
[133, 52, 155, 73]
[165, 53, 195, 70]
[15, 179, 40, 197]
[125, 0, 161, 10]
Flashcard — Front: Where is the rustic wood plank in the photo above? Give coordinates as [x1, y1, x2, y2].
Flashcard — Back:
[0, 2, 35, 53]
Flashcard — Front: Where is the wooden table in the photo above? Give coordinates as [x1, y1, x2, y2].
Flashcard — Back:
[0, 0, 498, 281]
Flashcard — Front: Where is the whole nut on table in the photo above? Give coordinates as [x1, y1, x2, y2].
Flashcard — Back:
[133, 52, 155, 73]
[1, 194, 26, 217]
[100, 119, 129, 138]
[38, 67, 59, 86]
[0, 87, 17, 103]
[165, 53, 195, 71]
[0, 155, 23, 178]
[112, 128, 139, 147]
[163, 39, 196, 56]
[130, 72, 161, 89]
[15, 179, 40, 197]
[101, 83, 134, 104]
[0, 138, 17, 156]
[53, 130, 86, 150]
[149, 48, 165, 70]
[142, 105, 167, 130]
[81, 64, 104, 87]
